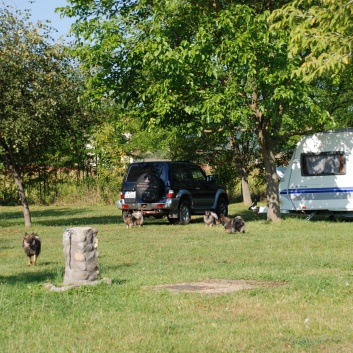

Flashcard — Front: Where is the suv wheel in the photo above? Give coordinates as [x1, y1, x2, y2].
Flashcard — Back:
[169, 200, 191, 225]
[179, 201, 191, 225]
[216, 197, 228, 216]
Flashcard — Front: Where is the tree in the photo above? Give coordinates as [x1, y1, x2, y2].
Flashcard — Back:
[167, 127, 261, 205]
[0, 6, 96, 226]
[61, 0, 330, 221]
[270, 0, 353, 80]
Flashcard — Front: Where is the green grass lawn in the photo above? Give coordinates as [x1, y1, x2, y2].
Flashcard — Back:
[1, 203, 353, 352]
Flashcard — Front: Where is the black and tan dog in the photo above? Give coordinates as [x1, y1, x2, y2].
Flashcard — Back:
[22, 232, 41, 266]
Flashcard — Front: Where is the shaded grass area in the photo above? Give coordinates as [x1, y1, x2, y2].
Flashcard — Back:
[1, 204, 353, 352]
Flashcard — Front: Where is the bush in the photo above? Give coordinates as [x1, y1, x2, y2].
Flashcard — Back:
[0, 170, 123, 206]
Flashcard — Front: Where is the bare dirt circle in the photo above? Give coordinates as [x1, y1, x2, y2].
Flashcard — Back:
[150, 279, 286, 294]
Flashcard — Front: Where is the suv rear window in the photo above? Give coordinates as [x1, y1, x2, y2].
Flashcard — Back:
[126, 163, 165, 182]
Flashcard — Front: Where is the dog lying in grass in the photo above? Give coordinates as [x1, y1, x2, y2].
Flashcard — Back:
[232, 216, 246, 233]
[123, 211, 144, 228]
[203, 210, 219, 228]
[219, 214, 245, 234]
[22, 232, 41, 266]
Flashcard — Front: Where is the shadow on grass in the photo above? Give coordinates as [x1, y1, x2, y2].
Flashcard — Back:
[0, 270, 57, 285]
[1, 206, 267, 228]
[101, 262, 138, 272]
[35, 215, 120, 227]
[0, 208, 97, 227]
[0, 271, 129, 289]
[227, 209, 264, 222]
[1, 207, 87, 219]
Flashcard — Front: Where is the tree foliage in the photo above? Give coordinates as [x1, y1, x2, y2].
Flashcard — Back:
[61, 0, 337, 221]
[167, 127, 261, 204]
[0, 5, 97, 226]
[271, 0, 353, 80]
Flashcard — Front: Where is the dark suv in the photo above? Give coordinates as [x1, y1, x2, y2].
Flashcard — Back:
[116, 161, 229, 224]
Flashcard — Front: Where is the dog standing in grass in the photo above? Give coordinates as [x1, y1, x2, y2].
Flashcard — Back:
[123, 211, 134, 228]
[123, 211, 144, 228]
[22, 232, 41, 266]
[132, 211, 143, 228]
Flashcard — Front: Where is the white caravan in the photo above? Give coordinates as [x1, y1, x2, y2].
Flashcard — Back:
[278, 128, 353, 217]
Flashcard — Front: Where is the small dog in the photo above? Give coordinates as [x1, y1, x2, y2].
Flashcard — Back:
[223, 219, 236, 234]
[22, 232, 41, 266]
[204, 210, 219, 228]
[219, 214, 232, 227]
[132, 211, 144, 228]
[123, 212, 134, 228]
[233, 216, 246, 233]
[123, 211, 144, 228]
[219, 214, 246, 234]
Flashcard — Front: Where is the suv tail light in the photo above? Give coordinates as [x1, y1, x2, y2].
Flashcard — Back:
[166, 190, 175, 198]
[120, 192, 124, 200]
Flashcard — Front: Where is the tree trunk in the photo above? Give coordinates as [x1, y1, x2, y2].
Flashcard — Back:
[1, 140, 32, 227]
[241, 172, 252, 206]
[9, 163, 32, 227]
[258, 128, 281, 222]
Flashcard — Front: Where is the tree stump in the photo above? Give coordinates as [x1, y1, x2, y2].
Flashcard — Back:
[63, 227, 99, 285]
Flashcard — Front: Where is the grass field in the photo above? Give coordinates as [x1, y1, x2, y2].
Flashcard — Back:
[1, 203, 353, 353]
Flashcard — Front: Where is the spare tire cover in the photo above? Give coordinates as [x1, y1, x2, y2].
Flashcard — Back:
[136, 173, 164, 201]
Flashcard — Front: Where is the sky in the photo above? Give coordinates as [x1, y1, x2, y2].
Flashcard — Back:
[3, 0, 75, 40]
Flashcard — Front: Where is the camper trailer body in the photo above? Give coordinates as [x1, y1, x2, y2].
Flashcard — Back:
[279, 128, 353, 214]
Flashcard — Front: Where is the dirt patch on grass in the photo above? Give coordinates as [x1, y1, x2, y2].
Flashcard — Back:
[151, 279, 286, 294]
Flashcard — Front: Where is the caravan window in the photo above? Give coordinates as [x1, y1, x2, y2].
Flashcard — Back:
[301, 152, 345, 176]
